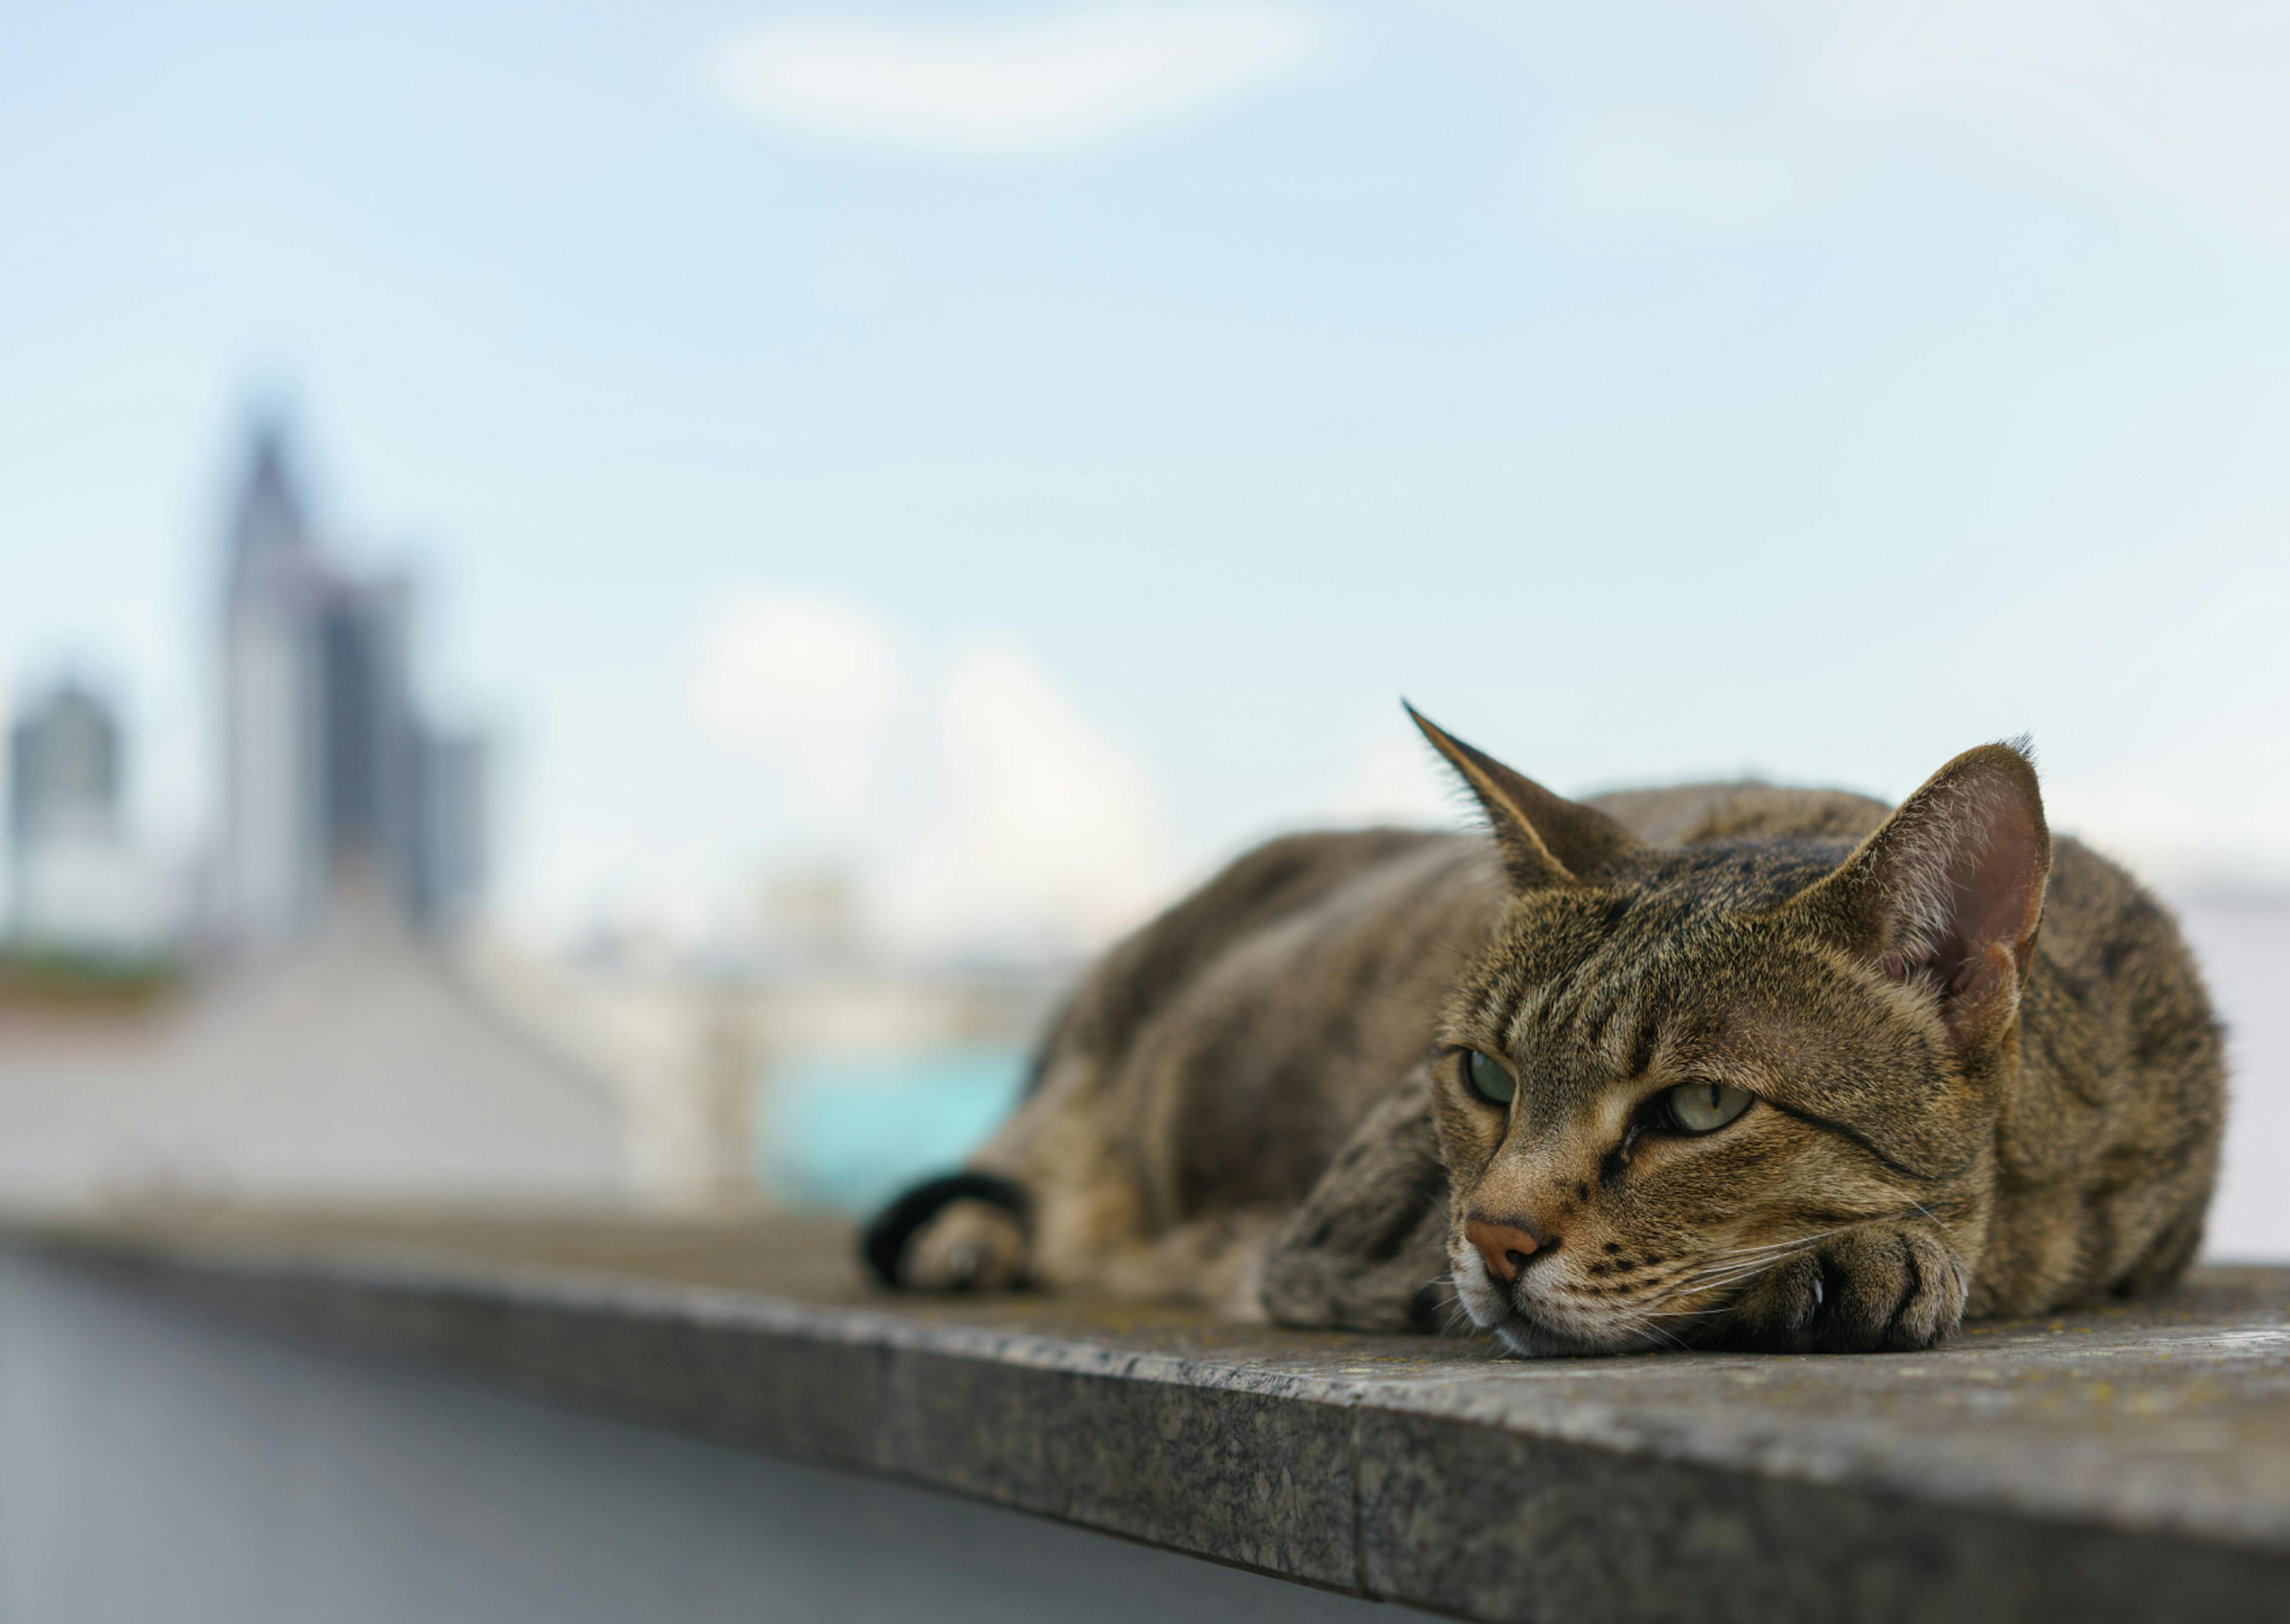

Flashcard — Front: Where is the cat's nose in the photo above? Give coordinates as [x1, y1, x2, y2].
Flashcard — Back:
[1465, 1216, 1558, 1285]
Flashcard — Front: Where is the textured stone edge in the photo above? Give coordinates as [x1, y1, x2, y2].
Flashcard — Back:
[18, 1237, 2290, 1624]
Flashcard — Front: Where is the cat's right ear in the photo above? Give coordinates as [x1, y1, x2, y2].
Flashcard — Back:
[1789, 740, 2051, 1050]
[1405, 703, 1640, 890]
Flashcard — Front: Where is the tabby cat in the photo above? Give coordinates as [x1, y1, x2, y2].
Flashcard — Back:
[864, 709, 2224, 1355]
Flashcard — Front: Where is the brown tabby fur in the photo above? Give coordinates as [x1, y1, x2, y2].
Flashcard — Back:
[880, 712, 2224, 1355]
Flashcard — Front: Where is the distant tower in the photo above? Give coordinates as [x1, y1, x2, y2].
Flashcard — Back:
[8, 680, 168, 954]
[215, 417, 489, 946]
[221, 423, 327, 944]
[411, 728, 488, 932]
[9, 683, 120, 867]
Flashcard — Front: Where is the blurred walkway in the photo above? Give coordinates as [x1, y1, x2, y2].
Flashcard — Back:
[0, 881, 623, 1214]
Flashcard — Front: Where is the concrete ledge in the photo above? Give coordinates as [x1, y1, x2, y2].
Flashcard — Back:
[18, 1215, 2290, 1624]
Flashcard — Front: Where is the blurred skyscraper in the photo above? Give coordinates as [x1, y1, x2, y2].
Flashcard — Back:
[6, 680, 171, 956]
[218, 422, 488, 944]
[9, 682, 117, 856]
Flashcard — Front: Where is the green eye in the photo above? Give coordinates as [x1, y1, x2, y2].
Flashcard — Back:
[1464, 1050, 1516, 1106]
[1663, 1081, 1753, 1134]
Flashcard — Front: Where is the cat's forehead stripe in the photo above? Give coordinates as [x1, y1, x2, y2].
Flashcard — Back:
[1574, 984, 1623, 1057]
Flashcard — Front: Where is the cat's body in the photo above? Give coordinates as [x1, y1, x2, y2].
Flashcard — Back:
[869, 726, 2223, 1355]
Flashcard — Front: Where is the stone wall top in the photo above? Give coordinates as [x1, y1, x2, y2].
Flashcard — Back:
[18, 1213, 2290, 1624]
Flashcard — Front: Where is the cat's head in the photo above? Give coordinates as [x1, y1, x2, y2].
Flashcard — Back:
[1410, 708, 2050, 1356]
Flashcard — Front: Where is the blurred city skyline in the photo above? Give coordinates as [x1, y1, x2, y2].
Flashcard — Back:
[4, 0, 2288, 956]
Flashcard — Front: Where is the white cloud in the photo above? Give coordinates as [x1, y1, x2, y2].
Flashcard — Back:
[681, 593, 1175, 957]
[707, 3, 1329, 156]
[1323, 721, 1460, 828]
[1454, 0, 2290, 242]
[688, 589, 902, 802]
[1817, 0, 2290, 244]
[889, 645, 1174, 955]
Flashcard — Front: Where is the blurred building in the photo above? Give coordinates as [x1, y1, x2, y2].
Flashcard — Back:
[10, 681, 117, 857]
[6, 681, 171, 957]
[217, 423, 488, 945]
[0, 424, 624, 1213]
[0, 876, 625, 1211]
[473, 942, 1068, 1213]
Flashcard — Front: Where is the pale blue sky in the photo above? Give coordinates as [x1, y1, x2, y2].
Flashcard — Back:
[3, 1, 2286, 946]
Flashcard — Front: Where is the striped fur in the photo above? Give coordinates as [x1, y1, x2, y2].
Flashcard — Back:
[874, 723, 2223, 1356]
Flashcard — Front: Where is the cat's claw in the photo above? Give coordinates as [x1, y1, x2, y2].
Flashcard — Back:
[1722, 1225, 1966, 1353]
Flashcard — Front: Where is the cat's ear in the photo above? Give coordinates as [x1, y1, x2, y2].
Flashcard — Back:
[1793, 740, 2051, 1049]
[1406, 703, 1641, 890]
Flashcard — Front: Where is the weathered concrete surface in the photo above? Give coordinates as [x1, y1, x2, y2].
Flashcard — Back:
[18, 1213, 2290, 1624]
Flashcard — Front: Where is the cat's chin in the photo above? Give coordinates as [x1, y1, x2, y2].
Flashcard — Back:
[1487, 1311, 1636, 1359]
[1453, 1251, 1647, 1358]
[1460, 1278, 1641, 1358]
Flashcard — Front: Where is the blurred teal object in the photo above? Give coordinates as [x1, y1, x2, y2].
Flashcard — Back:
[757, 1047, 1029, 1214]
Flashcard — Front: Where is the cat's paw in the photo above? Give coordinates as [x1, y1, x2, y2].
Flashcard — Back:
[1720, 1224, 1966, 1353]
[860, 1172, 1031, 1291]
[903, 1199, 1028, 1291]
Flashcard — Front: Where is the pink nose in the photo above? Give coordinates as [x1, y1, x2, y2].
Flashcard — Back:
[1466, 1218, 1553, 1285]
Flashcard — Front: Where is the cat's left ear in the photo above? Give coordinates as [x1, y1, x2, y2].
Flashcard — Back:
[1406, 703, 1641, 890]
[1791, 740, 2051, 1050]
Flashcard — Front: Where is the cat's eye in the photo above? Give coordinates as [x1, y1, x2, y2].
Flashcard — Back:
[1661, 1081, 1753, 1134]
[1463, 1050, 1515, 1107]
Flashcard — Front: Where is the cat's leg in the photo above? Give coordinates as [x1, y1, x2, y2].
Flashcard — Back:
[862, 1049, 1146, 1293]
[862, 1171, 1033, 1291]
[1258, 1065, 1455, 1334]
[876, 1060, 1453, 1322]
[1719, 1219, 1969, 1352]
[1096, 1208, 1290, 1315]
[866, 828, 1439, 1297]
[2109, 1196, 2206, 1298]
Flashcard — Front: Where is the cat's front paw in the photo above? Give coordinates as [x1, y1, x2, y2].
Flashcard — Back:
[861, 1173, 1032, 1291]
[1720, 1225, 1966, 1353]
